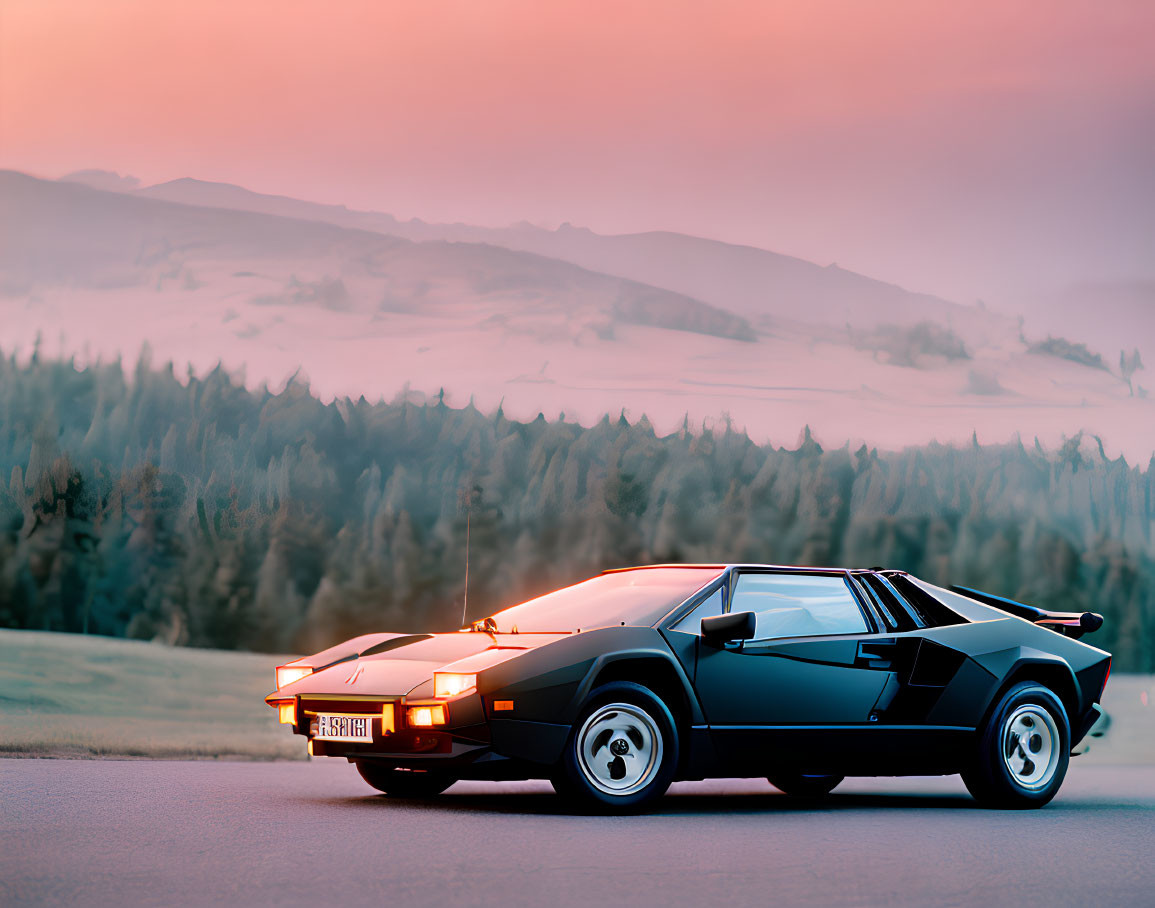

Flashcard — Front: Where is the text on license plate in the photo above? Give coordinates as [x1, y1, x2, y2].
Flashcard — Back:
[312, 714, 373, 742]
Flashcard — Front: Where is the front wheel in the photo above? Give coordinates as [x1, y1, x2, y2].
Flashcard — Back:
[767, 773, 843, 798]
[551, 681, 679, 814]
[961, 682, 1070, 809]
[354, 762, 455, 798]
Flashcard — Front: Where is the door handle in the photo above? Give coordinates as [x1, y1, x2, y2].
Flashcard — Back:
[856, 638, 898, 668]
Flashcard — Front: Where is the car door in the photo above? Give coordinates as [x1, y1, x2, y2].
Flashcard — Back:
[692, 570, 895, 774]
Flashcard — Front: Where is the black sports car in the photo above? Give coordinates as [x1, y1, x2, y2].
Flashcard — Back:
[266, 564, 1110, 812]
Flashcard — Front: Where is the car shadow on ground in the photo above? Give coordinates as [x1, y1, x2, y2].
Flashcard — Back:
[305, 788, 991, 817]
[301, 773, 1155, 816]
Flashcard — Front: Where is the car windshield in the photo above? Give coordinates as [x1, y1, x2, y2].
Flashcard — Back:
[483, 567, 725, 633]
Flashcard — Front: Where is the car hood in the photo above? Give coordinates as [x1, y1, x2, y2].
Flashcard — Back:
[269, 632, 568, 700]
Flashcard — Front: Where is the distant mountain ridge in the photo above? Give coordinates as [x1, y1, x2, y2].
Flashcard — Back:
[1, 170, 754, 343]
[77, 169, 995, 336]
[136, 176, 409, 236]
[1, 168, 1148, 468]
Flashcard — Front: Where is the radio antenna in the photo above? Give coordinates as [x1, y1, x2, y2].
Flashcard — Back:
[461, 502, 471, 628]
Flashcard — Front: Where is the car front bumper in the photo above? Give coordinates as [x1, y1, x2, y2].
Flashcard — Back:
[284, 692, 530, 777]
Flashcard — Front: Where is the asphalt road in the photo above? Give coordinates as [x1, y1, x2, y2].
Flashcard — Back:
[3, 760, 1154, 907]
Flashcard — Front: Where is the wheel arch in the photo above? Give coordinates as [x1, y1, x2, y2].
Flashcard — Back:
[984, 657, 1080, 731]
[576, 649, 705, 729]
[574, 655, 702, 782]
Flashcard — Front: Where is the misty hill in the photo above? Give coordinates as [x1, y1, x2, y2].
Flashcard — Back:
[136, 175, 409, 236]
[99, 171, 1150, 360]
[60, 169, 142, 192]
[2, 171, 398, 287]
[2, 170, 1149, 463]
[1, 171, 752, 343]
[421, 223, 986, 331]
[134, 173, 1001, 338]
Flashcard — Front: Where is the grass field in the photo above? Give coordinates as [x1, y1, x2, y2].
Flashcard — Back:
[0, 628, 1151, 762]
[0, 629, 303, 760]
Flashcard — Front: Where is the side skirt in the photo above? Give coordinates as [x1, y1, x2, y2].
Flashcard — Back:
[702, 724, 976, 777]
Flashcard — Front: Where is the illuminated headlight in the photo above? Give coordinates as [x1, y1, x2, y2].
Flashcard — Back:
[433, 672, 476, 699]
[406, 705, 447, 727]
[278, 702, 296, 725]
[275, 665, 313, 689]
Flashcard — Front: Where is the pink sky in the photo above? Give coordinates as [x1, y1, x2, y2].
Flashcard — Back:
[2, 0, 1153, 304]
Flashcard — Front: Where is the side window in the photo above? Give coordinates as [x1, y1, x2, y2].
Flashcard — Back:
[886, 575, 966, 627]
[731, 573, 868, 640]
[669, 588, 724, 634]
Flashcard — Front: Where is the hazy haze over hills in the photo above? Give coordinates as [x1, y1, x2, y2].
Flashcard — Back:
[122, 170, 1151, 358]
[4, 169, 1152, 463]
[9, 172, 751, 341]
[132, 173, 996, 338]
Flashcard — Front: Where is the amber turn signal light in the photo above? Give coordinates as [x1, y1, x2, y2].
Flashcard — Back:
[278, 702, 296, 725]
[406, 704, 447, 727]
[492, 700, 514, 711]
[381, 702, 396, 734]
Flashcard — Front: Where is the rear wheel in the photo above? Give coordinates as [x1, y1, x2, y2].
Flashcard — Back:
[354, 762, 455, 798]
[551, 681, 678, 814]
[961, 682, 1070, 809]
[767, 773, 843, 798]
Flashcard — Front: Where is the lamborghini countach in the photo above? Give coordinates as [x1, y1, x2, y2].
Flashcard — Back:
[267, 564, 1110, 812]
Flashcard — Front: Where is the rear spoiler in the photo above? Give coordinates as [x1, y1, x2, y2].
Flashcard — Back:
[949, 585, 1103, 639]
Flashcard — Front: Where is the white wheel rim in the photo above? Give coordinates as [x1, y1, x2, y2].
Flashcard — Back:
[576, 702, 663, 796]
[1001, 704, 1060, 791]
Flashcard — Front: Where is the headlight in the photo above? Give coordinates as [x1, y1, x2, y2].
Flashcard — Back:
[406, 704, 447, 727]
[277, 701, 296, 725]
[276, 665, 313, 689]
[433, 672, 477, 699]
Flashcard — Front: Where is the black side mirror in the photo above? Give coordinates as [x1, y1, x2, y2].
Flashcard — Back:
[701, 611, 756, 645]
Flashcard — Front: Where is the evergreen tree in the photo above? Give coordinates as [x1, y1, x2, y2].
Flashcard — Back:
[0, 351, 1151, 669]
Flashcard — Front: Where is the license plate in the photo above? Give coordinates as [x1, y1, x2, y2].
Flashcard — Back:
[312, 714, 373, 742]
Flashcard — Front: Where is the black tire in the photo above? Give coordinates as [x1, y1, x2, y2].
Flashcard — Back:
[767, 773, 843, 798]
[961, 681, 1070, 809]
[354, 761, 455, 798]
[551, 681, 679, 814]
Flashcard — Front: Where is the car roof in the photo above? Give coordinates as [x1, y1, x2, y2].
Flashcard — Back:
[601, 563, 893, 574]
